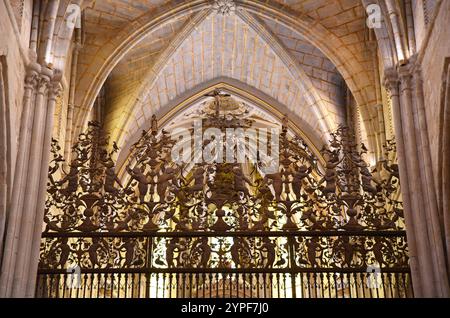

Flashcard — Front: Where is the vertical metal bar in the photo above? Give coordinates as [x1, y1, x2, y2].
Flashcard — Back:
[387, 273, 394, 298]
[269, 273, 274, 298]
[55, 274, 61, 298]
[223, 273, 227, 298]
[353, 272, 359, 298]
[347, 273, 352, 298]
[82, 273, 87, 298]
[307, 273, 312, 298]
[209, 273, 213, 299]
[360, 273, 366, 298]
[401, 273, 408, 297]
[137, 273, 142, 298]
[169, 273, 173, 299]
[287, 236, 297, 298]
[203, 273, 206, 298]
[228, 273, 233, 298]
[299, 272, 304, 298]
[276, 273, 280, 298]
[163, 273, 167, 298]
[145, 272, 150, 298]
[131, 274, 134, 298]
[236, 273, 240, 298]
[62, 273, 67, 298]
[251, 273, 255, 299]
[375, 272, 380, 298]
[243, 273, 246, 298]
[116, 273, 121, 298]
[68, 274, 73, 299]
[232, 273, 235, 298]
[333, 273, 339, 298]
[312, 272, 318, 298]
[195, 273, 199, 298]
[148, 237, 153, 268]
[380, 272, 387, 298]
[263, 273, 267, 298]
[190, 272, 193, 298]
[96, 274, 100, 298]
[57, 274, 62, 298]
[291, 272, 297, 298]
[145, 237, 153, 298]
[367, 272, 373, 298]
[102, 273, 107, 298]
[110, 273, 114, 298]
[257, 274, 260, 298]
[124, 273, 128, 298]
[133, 273, 136, 298]
[341, 272, 345, 299]
[156, 273, 160, 298]
[48, 274, 54, 298]
[182, 273, 186, 298]
[318, 273, 324, 299]
[215, 273, 219, 298]
[394, 273, 401, 298]
[327, 272, 332, 298]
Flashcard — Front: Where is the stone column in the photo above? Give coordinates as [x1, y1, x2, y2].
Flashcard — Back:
[11, 66, 53, 297]
[25, 79, 62, 297]
[441, 63, 450, 278]
[64, 38, 82, 166]
[0, 60, 8, 256]
[368, 39, 387, 159]
[0, 63, 41, 297]
[398, 66, 439, 296]
[385, 63, 450, 297]
[410, 63, 450, 296]
[384, 69, 423, 297]
[0, 62, 62, 297]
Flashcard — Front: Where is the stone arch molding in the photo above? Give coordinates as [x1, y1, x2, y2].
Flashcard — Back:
[72, 0, 383, 156]
[110, 8, 339, 150]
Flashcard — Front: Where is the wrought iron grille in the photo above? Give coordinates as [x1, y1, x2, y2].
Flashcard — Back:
[37, 232, 411, 298]
[36, 95, 412, 298]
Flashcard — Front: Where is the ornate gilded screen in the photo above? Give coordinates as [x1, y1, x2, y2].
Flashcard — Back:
[36, 95, 412, 298]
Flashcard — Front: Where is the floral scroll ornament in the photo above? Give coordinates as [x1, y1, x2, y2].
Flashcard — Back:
[212, 0, 236, 16]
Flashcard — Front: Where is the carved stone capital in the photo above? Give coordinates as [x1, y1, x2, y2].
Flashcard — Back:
[48, 70, 63, 100]
[48, 82, 62, 102]
[24, 62, 42, 90]
[409, 57, 424, 88]
[398, 64, 414, 92]
[36, 74, 51, 95]
[383, 68, 399, 97]
[24, 71, 40, 90]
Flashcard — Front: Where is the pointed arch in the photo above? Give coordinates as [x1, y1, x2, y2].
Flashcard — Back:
[115, 77, 327, 171]
[72, 0, 383, 158]
[113, 10, 337, 149]
[110, 9, 213, 145]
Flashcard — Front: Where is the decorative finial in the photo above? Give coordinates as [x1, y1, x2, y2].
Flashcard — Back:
[151, 114, 158, 135]
[205, 89, 224, 117]
[212, 0, 236, 16]
[282, 114, 289, 133]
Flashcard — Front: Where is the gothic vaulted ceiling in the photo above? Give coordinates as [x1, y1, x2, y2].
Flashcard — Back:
[72, 0, 381, 158]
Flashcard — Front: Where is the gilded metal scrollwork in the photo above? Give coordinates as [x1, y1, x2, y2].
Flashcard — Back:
[40, 96, 408, 275]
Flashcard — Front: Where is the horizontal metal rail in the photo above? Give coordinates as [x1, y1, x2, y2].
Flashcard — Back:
[41, 230, 407, 238]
